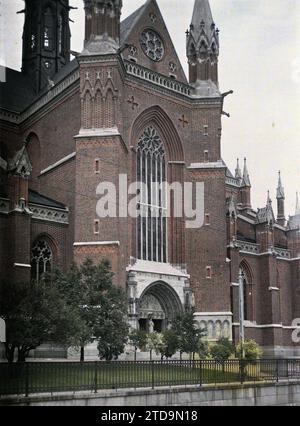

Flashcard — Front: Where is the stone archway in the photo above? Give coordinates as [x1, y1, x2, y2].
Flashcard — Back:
[138, 281, 183, 332]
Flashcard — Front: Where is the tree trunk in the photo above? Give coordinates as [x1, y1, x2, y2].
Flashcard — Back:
[17, 348, 27, 363]
[80, 346, 85, 362]
[134, 347, 137, 362]
[5, 344, 16, 363]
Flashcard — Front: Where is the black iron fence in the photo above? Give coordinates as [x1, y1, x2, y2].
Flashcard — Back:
[0, 359, 300, 397]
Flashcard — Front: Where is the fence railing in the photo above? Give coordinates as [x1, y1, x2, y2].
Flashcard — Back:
[0, 359, 300, 397]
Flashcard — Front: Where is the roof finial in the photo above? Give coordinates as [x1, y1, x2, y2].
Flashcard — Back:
[276, 171, 285, 199]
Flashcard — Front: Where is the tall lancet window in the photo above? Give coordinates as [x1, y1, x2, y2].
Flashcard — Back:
[43, 8, 54, 49]
[137, 126, 167, 263]
[58, 14, 63, 54]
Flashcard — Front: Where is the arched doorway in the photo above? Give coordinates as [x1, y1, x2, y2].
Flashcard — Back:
[138, 281, 183, 332]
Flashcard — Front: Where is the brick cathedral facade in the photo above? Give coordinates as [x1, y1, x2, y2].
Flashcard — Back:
[0, 0, 299, 358]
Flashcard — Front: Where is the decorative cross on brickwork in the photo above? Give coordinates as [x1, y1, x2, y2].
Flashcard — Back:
[127, 96, 139, 110]
[179, 114, 189, 128]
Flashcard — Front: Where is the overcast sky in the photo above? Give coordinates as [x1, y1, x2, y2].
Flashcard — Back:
[1, 0, 299, 217]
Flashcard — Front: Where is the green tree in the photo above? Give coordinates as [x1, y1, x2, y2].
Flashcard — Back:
[129, 330, 148, 361]
[53, 259, 128, 362]
[95, 285, 129, 361]
[210, 338, 234, 362]
[172, 310, 206, 360]
[158, 330, 179, 359]
[236, 339, 263, 361]
[0, 280, 82, 363]
[146, 332, 163, 361]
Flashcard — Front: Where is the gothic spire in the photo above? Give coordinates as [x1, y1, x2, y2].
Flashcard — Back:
[191, 0, 215, 37]
[296, 192, 300, 215]
[241, 158, 251, 187]
[235, 158, 242, 181]
[276, 171, 285, 199]
[276, 171, 285, 226]
[267, 190, 272, 206]
[186, 0, 220, 95]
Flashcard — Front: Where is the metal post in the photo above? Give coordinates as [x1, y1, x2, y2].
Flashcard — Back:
[25, 363, 29, 397]
[199, 360, 203, 387]
[94, 361, 98, 394]
[239, 269, 245, 359]
[151, 361, 155, 390]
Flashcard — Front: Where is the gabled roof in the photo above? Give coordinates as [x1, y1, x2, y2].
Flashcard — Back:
[257, 205, 275, 225]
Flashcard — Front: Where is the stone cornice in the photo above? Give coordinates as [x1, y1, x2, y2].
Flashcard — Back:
[122, 59, 222, 105]
[29, 203, 69, 225]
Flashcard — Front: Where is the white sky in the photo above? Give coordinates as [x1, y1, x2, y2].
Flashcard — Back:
[1, 0, 299, 217]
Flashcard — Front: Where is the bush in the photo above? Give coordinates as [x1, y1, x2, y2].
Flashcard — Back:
[210, 338, 234, 362]
[236, 339, 263, 360]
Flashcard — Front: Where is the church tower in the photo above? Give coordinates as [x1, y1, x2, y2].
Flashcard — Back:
[21, 0, 71, 93]
[74, 0, 126, 284]
[83, 0, 122, 48]
[186, 0, 220, 96]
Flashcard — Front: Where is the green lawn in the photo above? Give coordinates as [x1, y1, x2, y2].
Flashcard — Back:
[0, 362, 269, 396]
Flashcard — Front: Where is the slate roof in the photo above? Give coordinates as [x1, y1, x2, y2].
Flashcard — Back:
[0, 67, 36, 113]
[120, 3, 147, 44]
[29, 189, 67, 210]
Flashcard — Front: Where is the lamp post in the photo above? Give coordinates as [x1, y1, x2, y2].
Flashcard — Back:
[238, 269, 245, 359]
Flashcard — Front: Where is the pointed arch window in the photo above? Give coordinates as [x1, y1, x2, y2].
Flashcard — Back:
[58, 13, 65, 55]
[137, 126, 167, 263]
[31, 239, 53, 282]
[239, 265, 254, 322]
[43, 8, 54, 49]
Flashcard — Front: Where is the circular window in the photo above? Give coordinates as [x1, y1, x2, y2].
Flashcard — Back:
[140, 30, 164, 62]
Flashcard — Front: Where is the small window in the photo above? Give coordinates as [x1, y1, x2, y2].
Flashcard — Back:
[203, 125, 208, 136]
[205, 214, 210, 226]
[206, 266, 212, 279]
[31, 34, 36, 50]
[95, 159, 100, 174]
[204, 150, 209, 162]
[94, 220, 100, 235]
